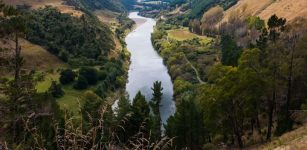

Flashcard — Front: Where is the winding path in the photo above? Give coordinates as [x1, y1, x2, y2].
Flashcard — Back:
[183, 54, 206, 84]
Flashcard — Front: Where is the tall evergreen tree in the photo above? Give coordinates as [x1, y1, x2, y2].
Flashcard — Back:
[221, 35, 242, 66]
[165, 97, 207, 150]
[266, 14, 286, 140]
[150, 81, 163, 141]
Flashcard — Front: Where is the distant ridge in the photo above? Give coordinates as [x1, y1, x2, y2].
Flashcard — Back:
[222, 0, 307, 22]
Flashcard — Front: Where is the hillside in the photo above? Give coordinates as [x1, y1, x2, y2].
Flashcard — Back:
[79, 0, 125, 12]
[2, 0, 83, 17]
[222, 0, 307, 22]
[255, 123, 307, 150]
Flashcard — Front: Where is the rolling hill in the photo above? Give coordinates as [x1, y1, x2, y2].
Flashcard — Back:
[221, 0, 307, 22]
[2, 0, 84, 17]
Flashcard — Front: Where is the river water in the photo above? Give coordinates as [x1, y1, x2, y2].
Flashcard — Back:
[125, 12, 175, 124]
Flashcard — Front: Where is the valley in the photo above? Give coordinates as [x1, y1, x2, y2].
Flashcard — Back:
[0, 0, 307, 149]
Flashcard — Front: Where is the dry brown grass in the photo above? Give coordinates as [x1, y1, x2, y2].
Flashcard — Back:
[94, 10, 120, 25]
[0, 39, 66, 73]
[252, 124, 307, 150]
[20, 39, 67, 71]
[3, 0, 83, 17]
[222, 0, 307, 23]
[167, 28, 208, 41]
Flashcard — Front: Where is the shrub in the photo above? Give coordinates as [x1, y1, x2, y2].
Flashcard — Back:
[74, 76, 89, 90]
[49, 81, 65, 98]
[97, 70, 107, 81]
[79, 67, 98, 85]
[60, 69, 76, 85]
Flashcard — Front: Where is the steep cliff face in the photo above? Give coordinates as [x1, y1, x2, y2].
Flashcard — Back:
[221, 0, 307, 22]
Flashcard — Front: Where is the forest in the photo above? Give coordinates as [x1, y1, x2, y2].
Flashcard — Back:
[151, 1, 307, 149]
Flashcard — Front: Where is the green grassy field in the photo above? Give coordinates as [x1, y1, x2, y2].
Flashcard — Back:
[57, 86, 85, 116]
[36, 72, 85, 116]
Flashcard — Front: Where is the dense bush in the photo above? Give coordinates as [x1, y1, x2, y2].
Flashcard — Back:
[49, 81, 65, 98]
[79, 67, 99, 85]
[26, 7, 114, 65]
[221, 35, 242, 66]
[74, 76, 89, 90]
[79, 0, 125, 12]
[95, 59, 125, 97]
[60, 69, 76, 85]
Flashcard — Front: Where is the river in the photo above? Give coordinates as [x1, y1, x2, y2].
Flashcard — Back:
[125, 12, 175, 124]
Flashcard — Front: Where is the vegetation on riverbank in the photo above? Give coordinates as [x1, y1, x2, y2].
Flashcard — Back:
[151, 1, 307, 149]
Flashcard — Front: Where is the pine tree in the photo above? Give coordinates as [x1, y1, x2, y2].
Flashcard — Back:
[150, 81, 163, 141]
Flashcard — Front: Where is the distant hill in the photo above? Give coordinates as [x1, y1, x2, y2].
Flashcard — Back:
[189, 0, 237, 18]
[221, 0, 307, 22]
[2, 0, 136, 14]
[79, 0, 125, 12]
[3, 0, 84, 17]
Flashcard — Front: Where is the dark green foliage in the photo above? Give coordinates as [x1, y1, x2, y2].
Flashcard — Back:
[116, 96, 132, 121]
[26, 7, 114, 65]
[165, 98, 207, 150]
[95, 60, 125, 97]
[49, 81, 65, 98]
[81, 91, 116, 145]
[149, 81, 163, 141]
[82, 91, 103, 125]
[97, 70, 108, 81]
[79, 67, 98, 85]
[115, 95, 132, 142]
[59, 69, 76, 85]
[58, 50, 69, 62]
[95, 82, 108, 98]
[116, 92, 151, 144]
[79, 0, 125, 12]
[132, 92, 150, 122]
[267, 14, 287, 42]
[169, 0, 186, 7]
[121, 0, 137, 10]
[131, 92, 151, 133]
[221, 35, 242, 66]
[74, 76, 89, 90]
[150, 81, 163, 115]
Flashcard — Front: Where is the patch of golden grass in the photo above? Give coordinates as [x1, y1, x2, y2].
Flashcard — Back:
[221, 0, 307, 23]
[259, 0, 307, 21]
[94, 10, 119, 25]
[167, 28, 209, 41]
[258, 124, 307, 150]
[0, 39, 66, 76]
[20, 39, 67, 71]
